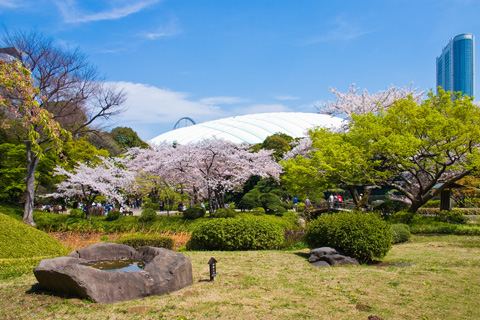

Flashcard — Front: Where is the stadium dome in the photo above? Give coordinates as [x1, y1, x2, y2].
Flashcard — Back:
[149, 112, 346, 145]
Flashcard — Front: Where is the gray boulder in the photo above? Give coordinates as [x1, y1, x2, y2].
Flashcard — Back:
[309, 247, 359, 267]
[34, 243, 193, 304]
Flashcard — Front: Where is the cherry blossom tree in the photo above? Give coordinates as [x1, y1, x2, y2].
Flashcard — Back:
[317, 83, 426, 119]
[176, 139, 282, 215]
[125, 144, 185, 216]
[47, 157, 134, 219]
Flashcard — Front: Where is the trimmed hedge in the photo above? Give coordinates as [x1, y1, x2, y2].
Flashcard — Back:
[391, 223, 411, 244]
[374, 199, 409, 216]
[183, 207, 206, 220]
[139, 209, 157, 222]
[186, 217, 284, 251]
[69, 208, 86, 219]
[304, 211, 392, 263]
[0, 213, 68, 259]
[106, 210, 120, 221]
[213, 208, 236, 218]
[115, 233, 174, 250]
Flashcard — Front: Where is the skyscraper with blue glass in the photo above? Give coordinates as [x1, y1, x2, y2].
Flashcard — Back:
[436, 33, 475, 97]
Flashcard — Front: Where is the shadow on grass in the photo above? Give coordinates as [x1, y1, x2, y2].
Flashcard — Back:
[26, 283, 93, 302]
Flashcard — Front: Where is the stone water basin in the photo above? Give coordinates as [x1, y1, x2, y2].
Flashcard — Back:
[33, 243, 193, 303]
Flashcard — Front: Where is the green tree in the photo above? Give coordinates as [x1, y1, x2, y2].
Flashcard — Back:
[110, 127, 149, 150]
[282, 90, 480, 213]
[0, 61, 70, 225]
[251, 133, 293, 161]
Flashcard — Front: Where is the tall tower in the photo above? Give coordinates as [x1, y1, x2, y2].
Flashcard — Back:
[436, 33, 475, 97]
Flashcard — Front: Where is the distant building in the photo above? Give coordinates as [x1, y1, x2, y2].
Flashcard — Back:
[150, 112, 346, 145]
[436, 33, 475, 97]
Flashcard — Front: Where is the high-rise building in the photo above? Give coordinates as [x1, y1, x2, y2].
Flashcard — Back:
[436, 33, 475, 97]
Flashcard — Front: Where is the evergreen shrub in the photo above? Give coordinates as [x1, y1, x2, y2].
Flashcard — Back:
[115, 233, 174, 250]
[0, 213, 68, 259]
[252, 207, 265, 214]
[186, 217, 283, 250]
[183, 207, 206, 220]
[213, 208, 237, 218]
[423, 200, 441, 208]
[106, 210, 120, 221]
[435, 210, 468, 224]
[139, 209, 157, 222]
[391, 223, 412, 244]
[374, 199, 409, 216]
[260, 193, 282, 213]
[142, 202, 158, 210]
[304, 211, 392, 263]
[69, 208, 85, 219]
[388, 210, 417, 224]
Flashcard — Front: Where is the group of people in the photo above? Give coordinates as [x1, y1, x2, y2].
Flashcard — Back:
[328, 193, 343, 208]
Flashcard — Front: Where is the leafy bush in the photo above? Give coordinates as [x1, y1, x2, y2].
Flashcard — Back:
[237, 189, 261, 210]
[186, 217, 284, 250]
[252, 207, 265, 214]
[69, 208, 86, 219]
[391, 224, 411, 244]
[422, 200, 441, 208]
[388, 210, 417, 224]
[115, 233, 174, 250]
[0, 213, 68, 259]
[435, 210, 468, 224]
[260, 193, 282, 213]
[139, 209, 157, 222]
[183, 207, 206, 220]
[374, 199, 409, 216]
[142, 202, 159, 210]
[213, 208, 237, 218]
[304, 211, 392, 263]
[106, 210, 120, 221]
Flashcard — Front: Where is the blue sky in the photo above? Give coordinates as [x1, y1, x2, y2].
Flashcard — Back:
[1, 0, 479, 140]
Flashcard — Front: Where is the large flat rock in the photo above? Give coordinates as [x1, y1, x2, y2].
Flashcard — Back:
[34, 243, 193, 304]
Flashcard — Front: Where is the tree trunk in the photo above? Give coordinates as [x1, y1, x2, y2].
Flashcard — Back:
[23, 145, 40, 226]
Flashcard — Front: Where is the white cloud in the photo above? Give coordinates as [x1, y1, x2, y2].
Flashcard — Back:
[55, 0, 162, 23]
[0, 0, 19, 8]
[200, 96, 248, 105]
[300, 17, 371, 45]
[112, 82, 228, 124]
[275, 95, 300, 101]
[141, 17, 181, 40]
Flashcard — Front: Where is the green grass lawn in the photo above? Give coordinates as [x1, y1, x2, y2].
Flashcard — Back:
[0, 234, 479, 319]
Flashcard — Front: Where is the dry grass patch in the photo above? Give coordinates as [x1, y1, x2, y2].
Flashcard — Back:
[0, 235, 479, 319]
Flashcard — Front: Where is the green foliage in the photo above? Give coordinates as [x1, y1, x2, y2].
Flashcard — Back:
[252, 133, 293, 161]
[391, 224, 412, 244]
[69, 208, 86, 219]
[435, 210, 468, 224]
[423, 200, 441, 208]
[183, 207, 206, 220]
[388, 210, 418, 224]
[0, 213, 68, 260]
[106, 210, 120, 221]
[115, 233, 174, 250]
[0, 143, 26, 202]
[139, 209, 157, 222]
[374, 199, 410, 216]
[237, 188, 261, 210]
[142, 202, 159, 210]
[213, 208, 237, 218]
[142, 197, 152, 204]
[251, 207, 266, 215]
[304, 211, 392, 263]
[186, 217, 284, 251]
[109, 126, 149, 150]
[259, 193, 283, 214]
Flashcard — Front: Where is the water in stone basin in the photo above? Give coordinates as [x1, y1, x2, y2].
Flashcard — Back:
[82, 259, 145, 272]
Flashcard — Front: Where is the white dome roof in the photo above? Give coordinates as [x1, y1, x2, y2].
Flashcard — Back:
[150, 112, 346, 145]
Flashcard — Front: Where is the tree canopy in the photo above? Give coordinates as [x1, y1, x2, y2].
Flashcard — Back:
[282, 90, 480, 212]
